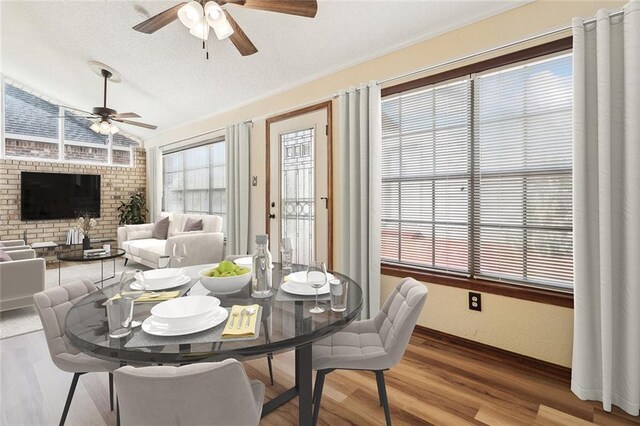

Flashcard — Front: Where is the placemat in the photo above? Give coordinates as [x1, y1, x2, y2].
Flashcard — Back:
[275, 287, 331, 302]
[124, 306, 262, 348]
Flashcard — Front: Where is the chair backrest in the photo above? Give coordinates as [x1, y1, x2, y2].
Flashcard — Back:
[33, 279, 96, 371]
[373, 278, 428, 367]
[114, 360, 262, 426]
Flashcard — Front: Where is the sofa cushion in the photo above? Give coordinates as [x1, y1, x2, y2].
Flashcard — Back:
[138, 245, 166, 263]
[125, 224, 153, 241]
[0, 250, 11, 262]
[152, 217, 170, 240]
[122, 239, 165, 257]
[183, 217, 203, 232]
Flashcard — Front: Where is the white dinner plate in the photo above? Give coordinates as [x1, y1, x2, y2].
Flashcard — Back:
[151, 295, 220, 321]
[281, 280, 330, 296]
[142, 307, 228, 337]
[131, 274, 191, 291]
[287, 271, 335, 285]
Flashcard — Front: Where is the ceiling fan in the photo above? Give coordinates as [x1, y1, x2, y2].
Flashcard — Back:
[132, 0, 318, 56]
[59, 67, 157, 135]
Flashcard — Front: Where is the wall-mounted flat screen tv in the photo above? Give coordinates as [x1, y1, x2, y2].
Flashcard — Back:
[21, 172, 101, 220]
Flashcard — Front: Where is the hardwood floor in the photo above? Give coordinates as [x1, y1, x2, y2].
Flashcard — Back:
[1, 330, 638, 426]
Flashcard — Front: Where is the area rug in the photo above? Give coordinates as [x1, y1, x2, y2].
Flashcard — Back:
[0, 259, 149, 339]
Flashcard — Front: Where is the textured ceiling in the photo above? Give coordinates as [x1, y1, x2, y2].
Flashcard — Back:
[1, 0, 526, 139]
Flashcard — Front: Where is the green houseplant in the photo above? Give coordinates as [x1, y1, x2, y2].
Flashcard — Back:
[117, 192, 148, 225]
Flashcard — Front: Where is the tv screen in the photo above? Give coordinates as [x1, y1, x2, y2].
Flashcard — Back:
[21, 172, 101, 220]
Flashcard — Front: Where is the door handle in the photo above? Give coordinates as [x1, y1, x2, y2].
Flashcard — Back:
[320, 197, 328, 209]
[268, 213, 276, 219]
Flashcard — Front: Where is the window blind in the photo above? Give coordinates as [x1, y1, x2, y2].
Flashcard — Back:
[381, 53, 573, 290]
[473, 54, 573, 288]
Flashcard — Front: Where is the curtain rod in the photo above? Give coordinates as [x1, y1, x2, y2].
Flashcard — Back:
[159, 120, 253, 149]
[376, 9, 624, 87]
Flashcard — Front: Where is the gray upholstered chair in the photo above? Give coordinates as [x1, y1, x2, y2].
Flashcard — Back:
[114, 360, 265, 426]
[312, 278, 428, 425]
[33, 278, 119, 425]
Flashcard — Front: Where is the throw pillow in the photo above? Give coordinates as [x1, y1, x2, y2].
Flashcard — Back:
[183, 217, 203, 232]
[0, 249, 11, 262]
[152, 216, 170, 240]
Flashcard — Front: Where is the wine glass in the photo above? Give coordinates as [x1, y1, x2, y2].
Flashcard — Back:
[157, 255, 171, 269]
[118, 269, 145, 328]
[281, 238, 293, 269]
[307, 261, 327, 314]
[172, 243, 188, 264]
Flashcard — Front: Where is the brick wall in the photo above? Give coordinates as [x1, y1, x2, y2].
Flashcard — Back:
[5, 138, 59, 159]
[64, 144, 109, 162]
[0, 148, 146, 245]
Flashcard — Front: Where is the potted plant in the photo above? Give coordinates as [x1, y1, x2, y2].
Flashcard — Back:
[117, 192, 148, 225]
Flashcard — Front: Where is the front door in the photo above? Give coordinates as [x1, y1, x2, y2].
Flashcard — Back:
[267, 106, 331, 267]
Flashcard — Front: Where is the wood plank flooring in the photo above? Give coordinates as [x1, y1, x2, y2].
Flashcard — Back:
[1, 330, 638, 425]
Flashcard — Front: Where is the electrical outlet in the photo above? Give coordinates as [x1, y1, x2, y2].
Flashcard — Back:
[468, 292, 482, 311]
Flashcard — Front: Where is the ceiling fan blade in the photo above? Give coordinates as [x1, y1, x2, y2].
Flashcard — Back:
[133, 3, 186, 34]
[113, 112, 141, 119]
[223, 11, 258, 56]
[59, 105, 96, 116]
[238, 0, 317, 18]
[113, 119, 158, 130]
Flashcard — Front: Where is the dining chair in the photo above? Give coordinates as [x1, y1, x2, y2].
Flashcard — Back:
[33, 278, 120, 425]
[114, 359, 265, 426]
[311, 277, 428, 426]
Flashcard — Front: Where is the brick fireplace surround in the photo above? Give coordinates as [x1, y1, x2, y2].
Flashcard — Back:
[0, 147, 146, 246]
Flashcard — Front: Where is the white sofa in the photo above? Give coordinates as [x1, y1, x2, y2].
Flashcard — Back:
[0, 248, 46, 312]
[117, 212, 224, 269]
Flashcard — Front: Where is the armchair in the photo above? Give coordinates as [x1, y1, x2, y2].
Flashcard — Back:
[0, 249, 46, 312]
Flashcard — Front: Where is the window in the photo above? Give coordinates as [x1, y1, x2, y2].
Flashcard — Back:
[381, 53, 573, 291]
[1, 80, 140, 165]
[162, 139, 226, 231]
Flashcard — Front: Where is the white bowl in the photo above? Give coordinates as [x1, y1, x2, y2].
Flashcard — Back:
[234, 257, 253, 267]
[143, 268, 184, 284]
[150, 295, 220, 328]
[198, 265, 252, 295]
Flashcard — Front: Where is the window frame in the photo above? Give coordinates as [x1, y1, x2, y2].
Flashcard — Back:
[380, 37, 574, 307]
[1, 75, 140, 167]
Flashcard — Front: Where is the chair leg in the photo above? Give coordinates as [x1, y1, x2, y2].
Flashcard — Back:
[267, 354, 274, 386]
[375, 370, 392, 426]
[109, 372, 114, 411]
[312, 370, 328, 426]
[59, 373, 82, 426]
[124, 258, 128, 266]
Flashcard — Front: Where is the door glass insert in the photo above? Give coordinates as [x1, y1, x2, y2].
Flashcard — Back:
[280, 128, 315, 265]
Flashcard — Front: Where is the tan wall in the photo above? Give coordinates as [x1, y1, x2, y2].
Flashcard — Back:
[146, 0, 625, 367]
[0, 148, 146, 249]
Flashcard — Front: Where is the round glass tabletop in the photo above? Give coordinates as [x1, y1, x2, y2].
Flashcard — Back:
[58, 248, 126, 262]
[64, 263, 363, 364]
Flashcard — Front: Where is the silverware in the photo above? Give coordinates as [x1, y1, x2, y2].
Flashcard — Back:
[230, 311, 240, 328]
[237, 309, 247, 329]
[244, 306, 257, 328]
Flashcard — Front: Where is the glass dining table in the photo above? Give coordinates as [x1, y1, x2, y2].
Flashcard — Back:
[64, 262, 363, 425]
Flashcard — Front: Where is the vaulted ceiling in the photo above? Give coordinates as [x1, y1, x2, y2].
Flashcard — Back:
[1, 1, 526, 139]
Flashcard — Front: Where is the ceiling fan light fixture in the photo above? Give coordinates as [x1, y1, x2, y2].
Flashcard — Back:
[90, 120, 101, 133]
[189, 17, 210, 40]
[99, 120, 112, 135]
[178, 1, 203, 29]
[110, 124, 120, 135]
[204, 1, 222, 21]
[204, 2, 234, 40]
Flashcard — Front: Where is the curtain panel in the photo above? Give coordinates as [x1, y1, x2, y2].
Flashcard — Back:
[338, 82, 382, 318]
[225, 123, 251, 255]
[571, 1, 640, 416]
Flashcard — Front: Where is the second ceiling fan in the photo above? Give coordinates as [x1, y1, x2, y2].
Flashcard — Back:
[133, 0, 319, 56]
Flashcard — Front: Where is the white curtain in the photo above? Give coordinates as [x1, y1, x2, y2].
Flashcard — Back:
[338, 82, 382, 319]
[145, 147, 161, 222]
[571, 1, 640, 416]
[225, 123, 251, 255]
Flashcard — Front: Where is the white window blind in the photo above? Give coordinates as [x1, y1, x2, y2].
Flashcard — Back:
[162, 139, 226, 232]
[381, 53, 573, 290]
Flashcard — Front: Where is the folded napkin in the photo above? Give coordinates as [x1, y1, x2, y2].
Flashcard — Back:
[222, 304, 259, 338]
[107, 291, 181, 303]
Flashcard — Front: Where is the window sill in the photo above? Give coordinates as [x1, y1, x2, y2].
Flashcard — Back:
[381, 263, 573, 308]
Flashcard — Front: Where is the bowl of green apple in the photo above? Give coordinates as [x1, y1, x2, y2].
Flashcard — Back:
[198, 260, 252, 295]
